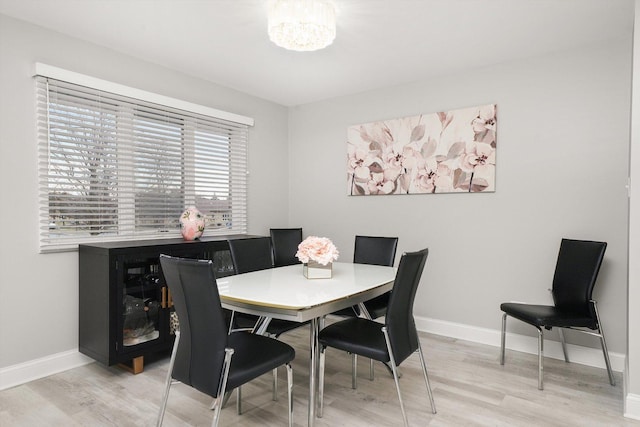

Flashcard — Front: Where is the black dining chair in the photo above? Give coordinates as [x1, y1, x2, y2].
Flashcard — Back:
[226, 237, 274, 332]
[326, 235, 399, 382]
[228, 236, 309, 338]
[270, 228, 303, 267]
[229, 236, 274, 274]
[228, 237, 309, 401]
[318, 248, 436, 426]
[500, 238, 615, 390]
[332, 235, 399, 319]
[355, 235, 399, 319]
[157, 255, 294, 427]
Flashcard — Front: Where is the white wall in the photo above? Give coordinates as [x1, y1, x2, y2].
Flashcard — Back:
[288, 39, 632, 354]
[0, 15, 289, 371]
[626, 1, 640, 419]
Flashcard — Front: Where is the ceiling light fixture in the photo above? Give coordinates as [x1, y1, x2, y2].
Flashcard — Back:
[268, 0, 336, 52]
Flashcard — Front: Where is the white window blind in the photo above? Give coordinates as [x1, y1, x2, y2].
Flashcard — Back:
[35, 71, 251, 252]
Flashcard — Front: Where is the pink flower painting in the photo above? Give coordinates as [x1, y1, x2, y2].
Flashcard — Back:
[347, 104, 496, 195]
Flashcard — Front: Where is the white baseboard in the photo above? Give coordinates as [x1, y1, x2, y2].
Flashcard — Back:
[0, 349, 93, 391]
[625, 393, 640, 420]
[414, 315, 625, 372]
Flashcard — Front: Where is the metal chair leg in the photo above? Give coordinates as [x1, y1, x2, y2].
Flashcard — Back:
[500, 312, 507, 365]
[502, 314, 544, 390]
[599, 331, 616, 386]
[593, 301, 616, 386]
[210, 395, 223, 427]
[220, 391, 232, 409]
[236, 386, 242, 415]
[273, 367, 278, 401]
[228, 311, 236, 335]
[417, 343, 437, 414]
[318, 345, 326, 418]
[157, 332, 180, 427]
[286, 363, 293, 427]
[536, 326, 544, 390]
[351, 353, 357, 389]
[358, 302, 376, 381]
[370, 358, 374, 381]
[558, 328, 569, 363]
[382, 327, 409, 427]
[213, 348, 234, 427]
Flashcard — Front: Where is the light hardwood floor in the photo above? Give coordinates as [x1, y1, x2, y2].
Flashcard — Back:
[1, 327, 638, 426]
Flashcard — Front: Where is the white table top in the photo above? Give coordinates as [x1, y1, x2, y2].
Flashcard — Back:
[217, 262, 396, 322]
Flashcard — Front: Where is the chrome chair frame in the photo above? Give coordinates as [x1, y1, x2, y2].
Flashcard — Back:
[500, 299, 615, 390]
[317, 249, 436, 426]
[157, 256, 294, 427]
[158, 331, 294, 427]
[335, 235, 399, 384]
[500, 239, 614, 391]
[318, 326, 435, 426]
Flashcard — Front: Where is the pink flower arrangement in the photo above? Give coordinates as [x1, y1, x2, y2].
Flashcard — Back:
[296, 236, 339, 266]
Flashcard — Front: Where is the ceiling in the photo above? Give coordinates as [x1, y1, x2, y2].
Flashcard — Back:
[0, 0, 634, 106]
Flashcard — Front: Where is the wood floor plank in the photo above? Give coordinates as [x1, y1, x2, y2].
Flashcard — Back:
[1, 327, 638, 426]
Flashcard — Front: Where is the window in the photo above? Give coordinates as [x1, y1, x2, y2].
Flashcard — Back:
[35, 65, 252, 252]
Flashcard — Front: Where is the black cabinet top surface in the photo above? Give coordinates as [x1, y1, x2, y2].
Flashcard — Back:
[79, 234, 255, 251]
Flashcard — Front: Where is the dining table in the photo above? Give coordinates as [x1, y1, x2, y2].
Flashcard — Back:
[216, 261, 397, 426]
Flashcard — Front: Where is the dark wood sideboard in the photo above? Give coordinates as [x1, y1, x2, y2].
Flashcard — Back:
[78, 235, 249, 373]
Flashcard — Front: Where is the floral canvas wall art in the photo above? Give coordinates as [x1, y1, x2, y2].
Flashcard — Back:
[347, 104, 496, 195]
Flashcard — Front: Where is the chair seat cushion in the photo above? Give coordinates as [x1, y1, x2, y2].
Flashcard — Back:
[319, 318, 390, 362]
[226, 332, 295, 390]
[500, 302, 596, 329]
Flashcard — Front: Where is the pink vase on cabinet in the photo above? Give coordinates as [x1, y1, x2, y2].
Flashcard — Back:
[179, 206, 205, 240]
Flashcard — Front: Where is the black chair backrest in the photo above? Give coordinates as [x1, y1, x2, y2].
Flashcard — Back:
[228, 237, 274, 274]
[270, 228, 303, 267]
[353, 235, 399, 267]
[552, 239, 607, 319]
[159, 255, 228, 398]
[385, 248, 429, 365]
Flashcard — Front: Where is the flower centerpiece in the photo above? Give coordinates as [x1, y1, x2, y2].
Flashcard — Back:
[179, 206, 205, 241]
[295, 236, 339, 279]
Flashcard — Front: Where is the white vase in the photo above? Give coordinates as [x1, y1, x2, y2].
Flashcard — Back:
[303, 260, 332, 279]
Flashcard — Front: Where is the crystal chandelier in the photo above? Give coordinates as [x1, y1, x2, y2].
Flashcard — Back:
[268, 0, 336, 52]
